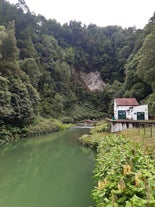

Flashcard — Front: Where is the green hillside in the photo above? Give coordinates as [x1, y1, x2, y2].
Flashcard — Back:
[0, 0, 155, 133]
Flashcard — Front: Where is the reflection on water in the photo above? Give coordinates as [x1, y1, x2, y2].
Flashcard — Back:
[0, 128, 95, 207]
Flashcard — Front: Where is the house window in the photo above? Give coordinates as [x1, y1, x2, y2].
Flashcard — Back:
[137, 112, 145, 120]
[118, 110, 126, 119]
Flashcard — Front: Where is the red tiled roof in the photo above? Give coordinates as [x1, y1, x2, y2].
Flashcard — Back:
[115, 98, 139, 106]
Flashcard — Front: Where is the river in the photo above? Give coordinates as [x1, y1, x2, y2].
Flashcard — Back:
[0, 127, 95, 207]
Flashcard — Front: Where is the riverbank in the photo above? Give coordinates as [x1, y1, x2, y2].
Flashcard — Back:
[0, 116, 73, 145]
[79, 121, 155, 206]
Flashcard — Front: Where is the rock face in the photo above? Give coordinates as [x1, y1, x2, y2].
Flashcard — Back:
[80, 71, 105, 92]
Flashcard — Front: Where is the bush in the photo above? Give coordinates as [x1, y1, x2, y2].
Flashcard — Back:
[92, 134, 155, 207]
[24, 117, 73, 137]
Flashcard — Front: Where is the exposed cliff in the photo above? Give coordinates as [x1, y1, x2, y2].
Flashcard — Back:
[80, 71, 105, 92]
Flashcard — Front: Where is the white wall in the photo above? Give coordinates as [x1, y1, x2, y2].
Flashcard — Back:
[132, 105, 148, 120]
[114, 104, 133, 119]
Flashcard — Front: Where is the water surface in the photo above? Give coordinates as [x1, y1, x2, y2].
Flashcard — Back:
[0, 127, 95, 207]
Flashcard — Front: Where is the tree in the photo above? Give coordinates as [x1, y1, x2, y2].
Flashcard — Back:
[137, 32, 155, 92]
[0, 22, 20, 75]
[1, 21, 19, 61]
[16, 0, 30, 14]
[5, 75, 40, 126]
[0, 75, 13, 124]
[145, 93, 155, 117]
[19, 58, 41, 88]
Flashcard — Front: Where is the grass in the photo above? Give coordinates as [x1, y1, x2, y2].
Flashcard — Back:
[120, 126, 155, 159]
[24, 116, 74, 137]
[78, 120, 109, 149]
[79, 120, 155, 157]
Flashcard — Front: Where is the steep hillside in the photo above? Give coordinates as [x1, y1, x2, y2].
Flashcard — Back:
[0, 0, 155, 131]
[124, 13, 155, 116]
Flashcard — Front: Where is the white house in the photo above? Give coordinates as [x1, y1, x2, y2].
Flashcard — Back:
[114, 98, 148, 120]
[132, 105, 148, 120]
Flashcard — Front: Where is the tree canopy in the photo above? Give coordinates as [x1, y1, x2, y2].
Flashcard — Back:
[0, 0, 155, 128]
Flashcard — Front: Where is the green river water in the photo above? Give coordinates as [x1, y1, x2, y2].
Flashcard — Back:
[0, 127, 95, 207]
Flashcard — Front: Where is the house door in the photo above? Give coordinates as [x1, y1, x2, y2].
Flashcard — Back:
[137, 112, 145, 120]
[118, 110, 126, 119]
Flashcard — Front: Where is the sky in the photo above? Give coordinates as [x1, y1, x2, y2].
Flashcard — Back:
[8, 0, 155, 29]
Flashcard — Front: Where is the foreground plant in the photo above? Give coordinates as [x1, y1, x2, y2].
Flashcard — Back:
[92, 134, 155, 207]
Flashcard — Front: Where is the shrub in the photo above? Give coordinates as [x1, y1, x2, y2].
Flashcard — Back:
[92, 134, 155, 207]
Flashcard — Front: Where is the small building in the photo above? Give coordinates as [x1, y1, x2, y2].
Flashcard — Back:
[114, 98, 148, 120]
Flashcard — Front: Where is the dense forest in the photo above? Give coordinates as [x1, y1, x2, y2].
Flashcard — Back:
[0, 0, 155, 133]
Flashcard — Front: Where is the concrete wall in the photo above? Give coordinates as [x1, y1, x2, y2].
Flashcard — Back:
[111, 122, 133, 132]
